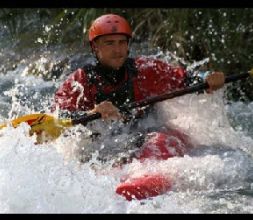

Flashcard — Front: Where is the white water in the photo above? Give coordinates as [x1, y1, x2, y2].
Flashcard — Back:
[0, 62, 253, 213]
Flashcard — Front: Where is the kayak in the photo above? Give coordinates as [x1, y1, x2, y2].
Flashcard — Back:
[115, 129, 192, 201]
[1, 114, 191, 201]
[116, 174, 172, 201]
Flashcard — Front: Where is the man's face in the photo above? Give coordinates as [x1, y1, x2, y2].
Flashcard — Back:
[92, 34, 129, 70]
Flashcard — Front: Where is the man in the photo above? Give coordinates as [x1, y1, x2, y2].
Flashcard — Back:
[55, 14, 224, 200]
[54, 13, 225, 200]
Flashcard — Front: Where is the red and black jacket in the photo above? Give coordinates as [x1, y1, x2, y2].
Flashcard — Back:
[54, 56, 187, 114]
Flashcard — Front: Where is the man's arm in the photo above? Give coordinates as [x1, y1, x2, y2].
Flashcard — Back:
[53, 68, 94, 112]
[185, 69, 225, 93]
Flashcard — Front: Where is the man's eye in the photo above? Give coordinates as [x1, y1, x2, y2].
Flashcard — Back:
[120, 40, 128, 44]
[105, 42, 113, 45]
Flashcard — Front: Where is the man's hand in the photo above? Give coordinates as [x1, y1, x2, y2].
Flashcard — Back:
[205, 72, 225, 93]
[90, 101, 122, 121]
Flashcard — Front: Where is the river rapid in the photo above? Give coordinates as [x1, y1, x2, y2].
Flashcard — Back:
[0, 48, 253, 213]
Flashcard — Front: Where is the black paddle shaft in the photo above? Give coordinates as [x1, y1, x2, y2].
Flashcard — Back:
[72, 72, 250, 126]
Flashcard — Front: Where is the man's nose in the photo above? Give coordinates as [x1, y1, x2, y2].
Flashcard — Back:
[113, 44, 122, 53]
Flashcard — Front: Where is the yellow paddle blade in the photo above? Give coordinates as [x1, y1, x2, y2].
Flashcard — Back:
[0, 113, 73, 143]
[249, 68, 253, 77]
[0, 123, 6, 129]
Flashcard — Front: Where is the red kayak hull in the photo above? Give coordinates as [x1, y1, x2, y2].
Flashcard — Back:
[137, 129, 192, 161]
[116, 174, 172, 201]
[115, 129, 192, 201]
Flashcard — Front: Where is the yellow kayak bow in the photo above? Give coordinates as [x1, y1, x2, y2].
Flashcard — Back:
[0, 71, 252, 143]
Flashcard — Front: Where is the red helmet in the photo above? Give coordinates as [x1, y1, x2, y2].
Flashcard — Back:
[88, 14, 132, 42]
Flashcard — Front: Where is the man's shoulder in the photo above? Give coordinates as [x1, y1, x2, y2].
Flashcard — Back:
[64, 68, 89, 83]
[69, 68, 86, 76]
[134, 56, 171, 71]
[134, 55, 168, 64]
[66, 56, 97, 78]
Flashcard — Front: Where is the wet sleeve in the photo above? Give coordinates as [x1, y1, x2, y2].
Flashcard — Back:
[54, 69, 94, 112]
[135, 57, 187, 98]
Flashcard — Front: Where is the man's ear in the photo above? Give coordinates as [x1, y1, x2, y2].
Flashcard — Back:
[90, 41, 98, 54]
[127, 37, 131, 55]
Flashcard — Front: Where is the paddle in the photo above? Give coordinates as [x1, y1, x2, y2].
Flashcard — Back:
[0, 70, 252, 143]
[72, 70, 253, 126]
[0, 113, 73, 143]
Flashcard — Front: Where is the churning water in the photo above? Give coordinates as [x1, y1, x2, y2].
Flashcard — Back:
[0, 53, 253, 213]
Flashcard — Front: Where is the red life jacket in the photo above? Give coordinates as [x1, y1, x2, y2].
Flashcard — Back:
[83, 58, 138, 113]
[54, 56, 187, 112]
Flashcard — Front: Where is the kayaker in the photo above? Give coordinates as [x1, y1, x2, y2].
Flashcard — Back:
[53, 14, 225, 165]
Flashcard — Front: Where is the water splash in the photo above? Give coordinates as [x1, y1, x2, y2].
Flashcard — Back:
[0, 50, 253, 213]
